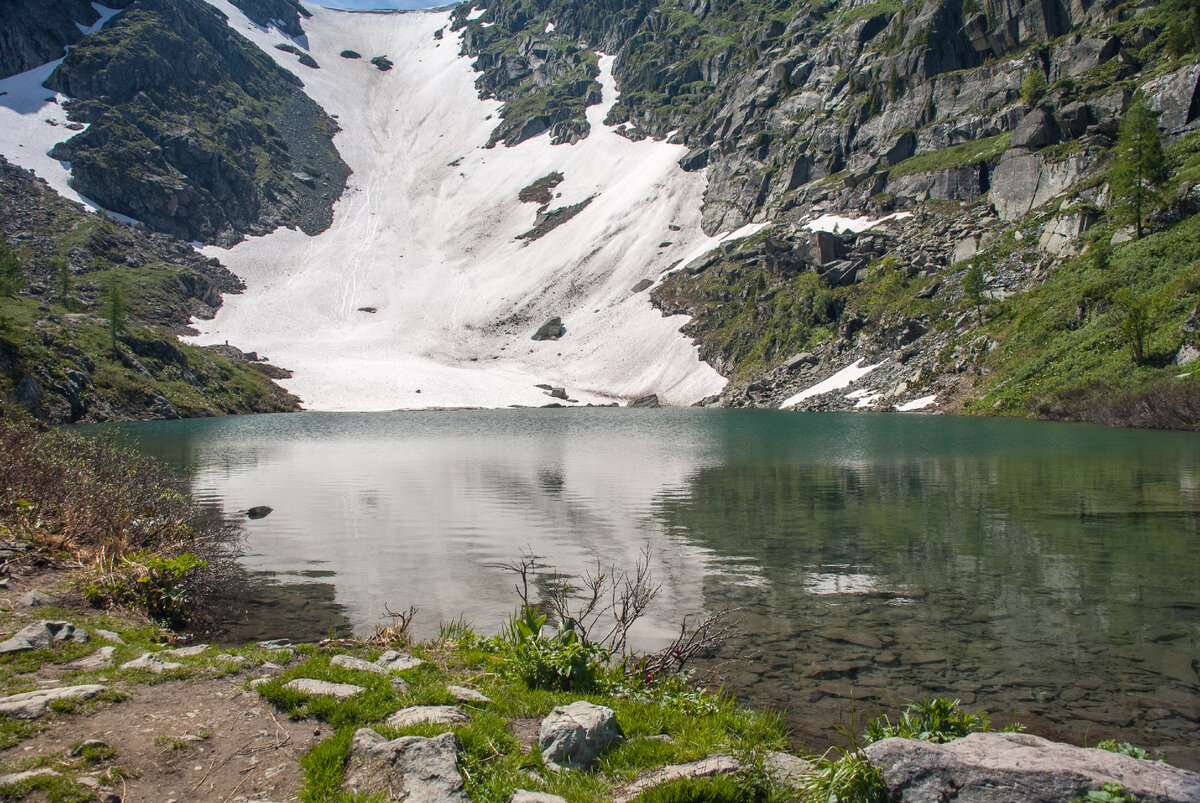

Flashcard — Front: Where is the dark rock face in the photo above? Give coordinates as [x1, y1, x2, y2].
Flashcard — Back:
[229, 0, 311, 38]
[0, 0, 134, 80]
[44, 0, 349, 247]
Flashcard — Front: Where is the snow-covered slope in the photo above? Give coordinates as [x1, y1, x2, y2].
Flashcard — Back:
[183, 2, 734, 409]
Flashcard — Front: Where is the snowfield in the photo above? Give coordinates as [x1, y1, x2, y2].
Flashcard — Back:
[183, 2, 733, 410]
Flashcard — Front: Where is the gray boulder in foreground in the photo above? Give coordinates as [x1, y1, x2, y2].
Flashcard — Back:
[284, 678, 363, 699]
[344, 728, 467, 802]
[864, 732, 1200, 803]
[0, 620, 87, 653]
[538, 701, 623, 770]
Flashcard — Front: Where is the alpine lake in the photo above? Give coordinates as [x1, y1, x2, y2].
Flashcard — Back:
[89, 408, 1200, 769]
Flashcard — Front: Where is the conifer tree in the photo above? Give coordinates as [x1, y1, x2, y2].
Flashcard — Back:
[1109, 96, 1166, 239]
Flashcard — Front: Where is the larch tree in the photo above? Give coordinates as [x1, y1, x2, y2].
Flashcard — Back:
[1109, 96, 1166, 239]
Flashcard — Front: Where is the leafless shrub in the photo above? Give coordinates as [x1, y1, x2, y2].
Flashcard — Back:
[369, 604, 418, 647]
[638, 606, 741, 679]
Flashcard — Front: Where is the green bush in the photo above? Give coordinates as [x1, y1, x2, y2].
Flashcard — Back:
[863, 697, 1021, 744]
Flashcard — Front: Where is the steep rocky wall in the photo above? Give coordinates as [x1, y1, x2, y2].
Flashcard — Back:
[44, 0, 349, 246]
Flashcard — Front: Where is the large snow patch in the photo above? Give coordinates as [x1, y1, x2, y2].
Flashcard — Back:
[186, 3, 730, 410]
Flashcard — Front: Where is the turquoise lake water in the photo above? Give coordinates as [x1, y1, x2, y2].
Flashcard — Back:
[95, 409, 1200, 767]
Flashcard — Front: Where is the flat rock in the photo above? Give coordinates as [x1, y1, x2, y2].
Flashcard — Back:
[120, 653, 183, 673]
[93, 629, 124, 644]
[65, 646, 116, 670]
[612, 754, 743, 802]
[0, 767, 60, 785]
[0, 620, 87, 653]
[864, 732, 1200, 803]
[0, 684, 105, 719]
[512, 791, 567, 803]
[16, 590, 54, 608]
[344, 728, 468, 801]
[539, 701, 623, 770]
[448, 685, 492, 704]
[284, 678, 364, 699]
[386, 705, 471, 729]
[765, 751, 812, 787]
[332, 654, 387, 674]
[375, 650, 423, 672]
[161, 644, 209, 658]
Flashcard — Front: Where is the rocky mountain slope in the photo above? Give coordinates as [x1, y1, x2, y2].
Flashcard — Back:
[456, 0, 1200, 426]
[0, 156, 299, 422]
[1, 0, 1198, 425]
[44, 0, 348, 246]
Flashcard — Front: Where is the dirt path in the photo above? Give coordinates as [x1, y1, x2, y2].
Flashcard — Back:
[1, 671, 321, 802]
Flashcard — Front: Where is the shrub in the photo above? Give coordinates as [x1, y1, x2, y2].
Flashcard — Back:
[1020, 67, 1047, 104]
[0, 414, 235, 625]
[863, 697, 1021, 744]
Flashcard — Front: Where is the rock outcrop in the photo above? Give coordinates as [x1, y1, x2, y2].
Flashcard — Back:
[44, 0, 349, 247]
[864, 732, 1200, 803]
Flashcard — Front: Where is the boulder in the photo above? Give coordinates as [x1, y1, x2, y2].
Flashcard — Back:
[344, 729, 468, 802]
[94, 629, 125, 644]
[448, 685, 492, 704]
[784, 352, 817, 371]
[16, 590, 55, 608]
[538, 701, 623, 770]
[612, 755, 743, 802]
[631, 278, 654, 293]
[161, 644, 209, 658]
[1174, 343, 1199, 366]
[952, 236, 979, 263]
[331, 654, 387, 675]
[628, 394, 661, 408]
[989, 150, 1091, 221]
[1011, 106, 1060, 150]
[864, 732, 1200, 803]
[246, 505, 273, 519]
[532, 317, 565, 341]
[0, 684, 106, 719]
[1039, 212, 1095, 255]
[0, 620, 87, 653]
[386, 705, 471, 729]
[283, 678, 364, 699]
[65, 646, 116, 670]
[765, 751, 812, 787]
[375, 650, 423, 672]
[120, 653, 183, 673]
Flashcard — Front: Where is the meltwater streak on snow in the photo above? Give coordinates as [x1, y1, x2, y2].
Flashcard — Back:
[778, 358, 886, 409]
[0, 5, 128, 213]
[189, 2, 731, 410]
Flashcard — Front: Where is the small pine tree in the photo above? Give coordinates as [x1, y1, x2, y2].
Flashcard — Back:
[106, 283, 125, 352]
[1019, 67, 1046, 105]
[1109, 95, 1166, 239]
[888, 66, 902, 101]
[963, 264, 986, 323]
[0, 244, 23, 298]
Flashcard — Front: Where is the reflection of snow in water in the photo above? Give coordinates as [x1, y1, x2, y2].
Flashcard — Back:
[802, 571, 880, 595]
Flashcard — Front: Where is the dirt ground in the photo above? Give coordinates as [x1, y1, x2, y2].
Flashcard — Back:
[0, 565, 323, 802]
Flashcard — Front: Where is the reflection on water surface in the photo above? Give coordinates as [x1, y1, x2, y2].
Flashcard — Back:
[96, 409, 1200, 768]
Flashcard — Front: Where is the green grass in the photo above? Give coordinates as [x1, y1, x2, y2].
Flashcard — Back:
[888, 133, 1012, 179]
